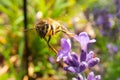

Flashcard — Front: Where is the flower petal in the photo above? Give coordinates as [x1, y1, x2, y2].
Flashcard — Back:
[86, 51, 95, 61]
[95, 75, 101, 80]
[64, 66, 77, 73]
[71, 52, 78, 61]
[87, 72, 95, 80]
[78, 74, 84, 80]
[61, 38, 71, 52]
[88, 58, 100, 67]
[79, 61, 88, 72]
[89, 39, 96, 43]
[57, 50, 64, 62]
[57, 38, 71, 61]
[72, 78, 78, 80]
[79, 32, 89, 51]
[72, 74, 84, 80]
[64, 53, 79, 67]
[74, 32, 95, 51]
[80, 50, 87, 62]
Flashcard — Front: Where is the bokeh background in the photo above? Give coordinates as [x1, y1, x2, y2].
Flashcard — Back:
[0, 0, 120, 80]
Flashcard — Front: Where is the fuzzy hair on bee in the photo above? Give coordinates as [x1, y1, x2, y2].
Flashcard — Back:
[25, 18, 75, 54]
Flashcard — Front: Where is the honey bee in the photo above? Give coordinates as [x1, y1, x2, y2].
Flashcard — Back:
[25, 18, 75, 54]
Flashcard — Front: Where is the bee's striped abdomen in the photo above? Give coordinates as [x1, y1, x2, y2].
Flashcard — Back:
[51, 25, 54, 35]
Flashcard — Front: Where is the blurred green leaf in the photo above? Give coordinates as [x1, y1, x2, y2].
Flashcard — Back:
[51, 0, 75, 18]
[0, 73, 9, 80]
[14, 16, 23, 26]
[18, 39, 24, 61]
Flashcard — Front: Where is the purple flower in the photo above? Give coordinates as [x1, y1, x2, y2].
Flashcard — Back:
[80, 50, 100, 68]
[63, 50, 100, 73]
[74, 32, 96, 51]
[85, 51, 100, 67]
[57, 38, 71, 62]
[64, 62, 88, 74]
[72, 72, 101, 80]
[86, 51, 100, 67]
[56, 32, 100, 79]
[87, 72, 101, 80]
[64, 52, 79, 67]
[72, 74, 84, 80]
[64, 52, 88, 73]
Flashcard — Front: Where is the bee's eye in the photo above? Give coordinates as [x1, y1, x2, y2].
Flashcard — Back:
[36, 27, 39, 31]
[45, 23, 49, 29]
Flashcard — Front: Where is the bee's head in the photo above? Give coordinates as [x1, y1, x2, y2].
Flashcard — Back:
[35, 20, 47, 38]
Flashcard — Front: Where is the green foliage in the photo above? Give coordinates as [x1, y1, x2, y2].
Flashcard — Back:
[103, 53, 120, 80]
[51, 0, 75, 18]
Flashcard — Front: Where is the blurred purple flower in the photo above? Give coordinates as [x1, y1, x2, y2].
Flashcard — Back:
[96, 9, 112, 29]
[113, 45, 118, 53]
[113, 0, 120, 5]
[117, 78, 120, 80]
[72, 72, 101, 80]
[49, 56, 55, 64]
[107, 44, 112, 49]
[92, 8, 114, 36]
[113, 0, 120, 19]
[116, 10, 120, 19]
[92, 8, 100, 21]
[84, 8, 90, 21]
[74, 32, 96, 52]
[107, 44, 118, 53]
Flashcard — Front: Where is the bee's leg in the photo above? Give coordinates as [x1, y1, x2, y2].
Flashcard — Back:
[47, 35, 51, 43]
[44, 36, 58, 54]
[62, 30, 75, 38]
